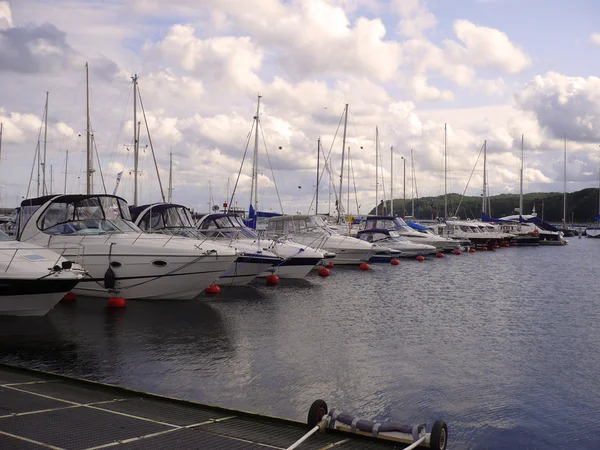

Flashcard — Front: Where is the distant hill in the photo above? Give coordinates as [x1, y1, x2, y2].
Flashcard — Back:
[369, 188, 600, 223]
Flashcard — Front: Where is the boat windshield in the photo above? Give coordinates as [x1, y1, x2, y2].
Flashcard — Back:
[365, 218, 413, 233]
[39, 196, 141, 235]
[198, 215, 258, 239]
[139, 206, 195, 231]
[0, 230, 11, 241]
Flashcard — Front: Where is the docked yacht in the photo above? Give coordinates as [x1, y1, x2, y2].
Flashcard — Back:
[435, 219, 514, 248]
[363, 216, 461, 253]
[356, 228, 437, 257]
[499, 214, 567, 245]
[196, 212, 327, 279]
[130, 204, 283, 284]
[265, 215, 393, 264]
[0, 229, 85, 316]
[16, 195, 239, 300]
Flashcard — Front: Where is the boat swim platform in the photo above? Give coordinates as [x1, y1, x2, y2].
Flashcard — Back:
[0, 364, 407, 450]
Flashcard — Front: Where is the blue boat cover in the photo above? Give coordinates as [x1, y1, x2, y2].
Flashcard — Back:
[406, 221, 428, 231]
[520, 216, 559, 232]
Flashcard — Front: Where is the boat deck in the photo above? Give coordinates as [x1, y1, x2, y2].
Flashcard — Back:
[0, 364, 404, 450]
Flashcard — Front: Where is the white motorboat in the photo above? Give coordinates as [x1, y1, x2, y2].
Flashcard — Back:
[434, 219, 514, 248]
[362, 216, 461, 252]
[356, 228, 438, 257]
[16, 195, 239, 300]
[130, 204, 282, 285]
[196, 212, 328, 279]
[0, 230, 85, 316]
[265, 215, 393, 265]
[500, 214, 567, 245]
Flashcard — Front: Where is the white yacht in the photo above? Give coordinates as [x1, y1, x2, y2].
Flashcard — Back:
[500, 214, 567, 245]
[16, 195, 239, 300]
[434, 219, 514, 248]
[130, 204, 283, 285]
[265, 215, 393, 265]
[195, 212, 328, 279]
[0, 229, 85, 316]
[362, 216, 461, 253]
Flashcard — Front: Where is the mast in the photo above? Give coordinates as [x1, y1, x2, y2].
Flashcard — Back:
[482, 140, 487, 214]
[337, 104, 348, 223]
[49, 165, 53, 195]
[444, 123, 448, 218]
[411, 149, 415, 216]
[316, 137, 320, 215]
[563, 132, 567, 224]
[42, 91, 48, 195]
[86, 63, 93, 195]
[168, 149, 173, 203]
[347, 146, 351, 217]
[36, 141, 40, 196]
[64, 150, 68, 194]
[519, 135, 524, 216]
[0, 123, 3, 163]
[250, 94, 261, 214]
[132, 74, 139, 205]
[375, 126, 379, 215]
[390, 145, 394, 216]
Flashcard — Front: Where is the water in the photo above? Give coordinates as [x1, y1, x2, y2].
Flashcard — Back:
[2, 238, 600, 449]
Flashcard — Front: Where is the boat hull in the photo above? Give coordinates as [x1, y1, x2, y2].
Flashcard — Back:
[258, 256, 323, 279]
[586, 228, 600, 238]
[0, 277, 81, 316]
[218, 255, 279, 286]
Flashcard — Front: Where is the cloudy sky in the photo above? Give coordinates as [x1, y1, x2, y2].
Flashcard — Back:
[1, 0, 600, 216]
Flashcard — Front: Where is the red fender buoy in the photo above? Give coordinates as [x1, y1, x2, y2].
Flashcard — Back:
[503, 243, 510, 248]
[481, 246, 488, 251]
[61, 292, 77, 301]
[492, 245, 500, 249]
[266, 274, 280, 285]
[416, 255, 425, 262]
[205, 284, 221, 294]
[453, 249, 462, 255]
[436, 253, 444, 258]
[326, 261, 335, 268]
[359, 263, 371, 271]
[468, 248, 476, 253]
[390, 259, 400, 265]
[513, 242, 518, 246]
[318, 267, 330, 277]
[107, 297, 126, 308]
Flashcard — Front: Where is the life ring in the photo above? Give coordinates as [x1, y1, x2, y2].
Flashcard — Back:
[532, 228, 539, 237]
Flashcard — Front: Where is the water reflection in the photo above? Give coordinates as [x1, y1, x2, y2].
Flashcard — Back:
[2, 240, 600, 449]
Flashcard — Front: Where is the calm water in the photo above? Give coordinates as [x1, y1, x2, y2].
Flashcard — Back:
[2, 238, 600, 449]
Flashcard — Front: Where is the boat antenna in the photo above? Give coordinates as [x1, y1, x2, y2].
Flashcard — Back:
[315, 137, 320, 215]
[337, 103, 348, 223]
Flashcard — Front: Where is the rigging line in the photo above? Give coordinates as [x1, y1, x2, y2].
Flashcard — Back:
[91, 128, 107, 194]
[307, 106, 345, 214]
[227, 119, 255, 214]
[25, 142, 39, 199]
[259, 121, 284, 214]
[106, 83, 133, 167]
[455, 142, 485, 214]
[350, 141, 360, 215]
[137, 84, 166, 202]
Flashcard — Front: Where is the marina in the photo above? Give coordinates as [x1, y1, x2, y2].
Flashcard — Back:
[1, 237, 600, 448]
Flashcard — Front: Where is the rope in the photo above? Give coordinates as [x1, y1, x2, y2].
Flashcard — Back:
[455, 141, 485, 215]
[227, 120, 255, 214]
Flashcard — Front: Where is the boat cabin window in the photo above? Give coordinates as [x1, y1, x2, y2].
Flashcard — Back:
[268, 220, 284, 232]
[0, 229, 11, 241]
[38, 196, 139, 235]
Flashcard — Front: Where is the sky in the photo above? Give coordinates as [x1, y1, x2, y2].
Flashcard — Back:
[1, 0, 600, 216]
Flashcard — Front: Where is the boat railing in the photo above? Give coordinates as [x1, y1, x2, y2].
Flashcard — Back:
[1, 245, 75, 274]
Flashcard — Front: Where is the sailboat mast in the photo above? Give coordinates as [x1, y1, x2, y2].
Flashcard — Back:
[519, 135, 524, 216]
[337, 104, 348, 223]
[375, 126, 379, 215]
[64, 150, 68, 194]
[36, 141, 40, 196]
[411, 149, 415, 216]
[482, 140, 487, 214]
[316, 137, 320, 215]
[250, 95, 261, 214]
[86, 63, 93, 195]
[49, 165, 53, 195]
[347, 146, 351, 216]
[168, 149, 173, 203]
[42, 91, 48, 195]
[390, 145, 394, 216]
[563, 133, 567, 224]
[444, 123, 448, 218]
[132, 74, 139, 205]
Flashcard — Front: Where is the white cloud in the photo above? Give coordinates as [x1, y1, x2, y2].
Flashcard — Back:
[0, 1, 12, 30]
[590, 32, 600, 46]
[444, 20, 531, 74]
